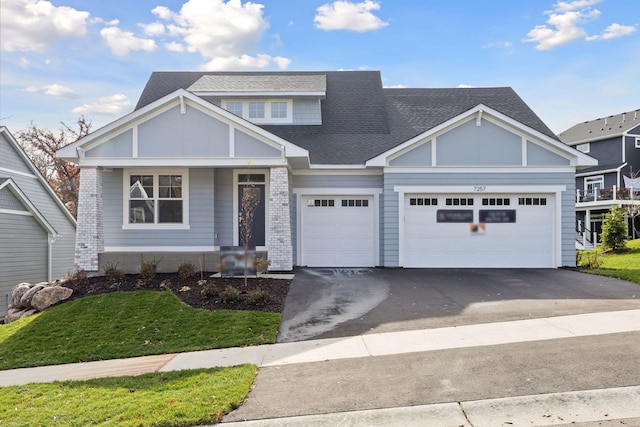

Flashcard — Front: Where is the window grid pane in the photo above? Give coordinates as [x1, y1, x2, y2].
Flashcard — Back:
[248, 102, 265, 118]
[271, 101, 287, 118]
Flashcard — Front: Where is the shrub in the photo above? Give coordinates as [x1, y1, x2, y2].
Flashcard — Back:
[221, 285, 241, 304]
[249, 288, 270, 305]
[103, 262, 125, 283]
[68, 269, 89, 286]
[601, 206, 628, 252]
[139, 258, 161, 281]
[178, 260, 197, 280]
[254, 257, 271, 274]
[201, 284, 219, 299]
[576, 250, 602, 269]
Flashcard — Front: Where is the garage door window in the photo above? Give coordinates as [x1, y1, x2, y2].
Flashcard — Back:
[342, 199, 369, 207]
[519, 197, 547, 206]
[446, 198, 474, 206]
[409, 198, 437, 206]
[308, 199, 335, 207]
[482, 198, 510, 206]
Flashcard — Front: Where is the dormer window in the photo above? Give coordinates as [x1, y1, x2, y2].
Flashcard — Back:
[223, 99, 292, 124]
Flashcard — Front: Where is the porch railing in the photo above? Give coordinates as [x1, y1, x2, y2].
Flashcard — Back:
[576, 221, 596, 249]
[576, 186, 640, 203]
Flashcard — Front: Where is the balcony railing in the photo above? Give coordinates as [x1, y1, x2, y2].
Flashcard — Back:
[576, 186, 640, 203]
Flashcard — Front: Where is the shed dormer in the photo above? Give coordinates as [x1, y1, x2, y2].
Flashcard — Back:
[187, 74, 326, 125]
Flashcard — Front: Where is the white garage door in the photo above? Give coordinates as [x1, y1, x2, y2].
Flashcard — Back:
[402, 194, 554, 268]
[301, 195, 376, 267]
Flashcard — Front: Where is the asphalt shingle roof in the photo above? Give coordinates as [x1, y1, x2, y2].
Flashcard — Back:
[135, 70, 558, 165]
[187, 74, 326, 93]
[558, 109, 640, 145]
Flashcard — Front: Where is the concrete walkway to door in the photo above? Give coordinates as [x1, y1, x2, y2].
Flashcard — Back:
[277, 268, 640, 342]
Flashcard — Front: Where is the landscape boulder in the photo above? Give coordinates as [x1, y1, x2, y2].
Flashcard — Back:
[5, 281, 73, 323]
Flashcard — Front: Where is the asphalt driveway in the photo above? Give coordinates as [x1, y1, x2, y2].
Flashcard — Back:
[277, 268, 640, 342]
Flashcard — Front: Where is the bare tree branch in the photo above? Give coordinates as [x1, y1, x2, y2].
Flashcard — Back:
[16, 117, 91, 218]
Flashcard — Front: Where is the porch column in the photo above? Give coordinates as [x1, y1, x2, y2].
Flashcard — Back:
[267, 166, 293, 271]
[74, 167, 104, 271]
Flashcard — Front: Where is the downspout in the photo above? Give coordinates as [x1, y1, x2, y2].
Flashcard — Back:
[47, 234, 56, 282]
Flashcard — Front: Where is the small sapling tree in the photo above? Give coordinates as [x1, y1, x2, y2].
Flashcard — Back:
[601, 206, 627, 252]
[239, 184, 260, 286]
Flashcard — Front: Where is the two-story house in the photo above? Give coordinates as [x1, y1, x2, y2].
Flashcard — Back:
[58, 70, 595, 272]
[558, 109, 640, 247]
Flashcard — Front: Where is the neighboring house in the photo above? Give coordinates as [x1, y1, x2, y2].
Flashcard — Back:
[57, 71, 595, 273]
[0, 127, 76, 316]
[558, 109, 640, 247]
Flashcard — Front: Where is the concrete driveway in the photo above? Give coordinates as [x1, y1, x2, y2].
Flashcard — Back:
[277, 268, 640, 342]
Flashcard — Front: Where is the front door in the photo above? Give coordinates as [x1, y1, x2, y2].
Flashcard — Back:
[237, 173, 265, 247]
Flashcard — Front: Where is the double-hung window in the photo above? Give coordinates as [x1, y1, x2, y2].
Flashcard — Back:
[125, 169, 189, 229]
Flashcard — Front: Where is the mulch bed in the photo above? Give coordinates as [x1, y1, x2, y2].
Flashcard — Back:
[61, 273, 292, 313]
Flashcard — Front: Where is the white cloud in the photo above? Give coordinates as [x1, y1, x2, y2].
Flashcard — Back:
[383, 84, 407, 89]
[314, 0, 388, 32]
[19, 57, 30, 69]
[44, 84, 75, 97]
[458, 84, 476, 88]
[165, 41, 186, 52]
[72, 93, 131, 115]
[1, 0, 90, 52]
[553, 0, 602, 12]
[23, 83, 77, 98]
[201, 54, 290, 71]
[140, 22, 166, 37]
[148, 0, 289, 70]
[100, 26, 157, 57]
[525, 1, 635, 50]
[586, 23, 637, 40]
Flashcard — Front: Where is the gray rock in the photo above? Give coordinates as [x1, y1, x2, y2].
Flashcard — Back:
[10, 283, 32, 308]
[19, 284, 46, 308]
[31, 286, 73, 311]
[4, 307, 37, 323]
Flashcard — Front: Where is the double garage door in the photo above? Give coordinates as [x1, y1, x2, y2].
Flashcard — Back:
[300, 195, 376, 267]
[403, 193, 555, 268]
[299, 193, 555, 268]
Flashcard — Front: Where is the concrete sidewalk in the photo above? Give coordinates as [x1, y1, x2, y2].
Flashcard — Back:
[2, 308, 640, 386]
[2, 309, 640, 426]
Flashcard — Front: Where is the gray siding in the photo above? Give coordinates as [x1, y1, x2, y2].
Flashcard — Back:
[0, 135, 33, 175]
[138, 106, 230, 157]
[389, 142, 431, 167]
[589, 137, 622, 165]
[527, 141, 570, 166]
[0, 171, 75, 283]
[85, 129, 133, 158]
[437, 120, 522, 166]
[234, 130, 281, 157]
[214, 168, 234, 246]
[624, 135, 640, 177]
[103, 168, 215, 247]
[0, 187, 28, 211]
[383, 172, 576, 267]
[292, 174, 383, 189]
[292, 98, 322, 125]
[0, 213, 48, 316]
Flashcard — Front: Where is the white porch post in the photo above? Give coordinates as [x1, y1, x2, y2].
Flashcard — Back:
[267, 166, 293, 271]
[74, 167, 104, 271]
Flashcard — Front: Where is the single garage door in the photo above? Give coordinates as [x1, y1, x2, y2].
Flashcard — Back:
[301, 195, 375, 267]
[402, 194, 554, 268]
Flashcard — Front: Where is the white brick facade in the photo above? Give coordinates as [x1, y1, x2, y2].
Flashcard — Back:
[267, 166, 293, 271]
[74, 167, 104, 271]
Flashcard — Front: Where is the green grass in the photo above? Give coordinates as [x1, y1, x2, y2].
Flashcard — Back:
[0, 365, 257, 426]
[580, 238, 640, 284]
[0, 290, 280, 370]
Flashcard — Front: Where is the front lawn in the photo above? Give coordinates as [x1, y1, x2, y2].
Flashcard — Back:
[580, 238, 640, 284]
[0, 366, 257, 426]
[0, 290, 280, 370]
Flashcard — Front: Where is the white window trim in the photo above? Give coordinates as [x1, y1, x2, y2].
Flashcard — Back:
[123, 168, 190, 230]
[233, 169, 270, 250]
[635, 137, 640, 148]
[584, 175, 604, 192]
[222, 99, 293, 124]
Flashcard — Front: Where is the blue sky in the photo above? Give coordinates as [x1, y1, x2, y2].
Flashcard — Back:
[1, 0, 638, 135]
